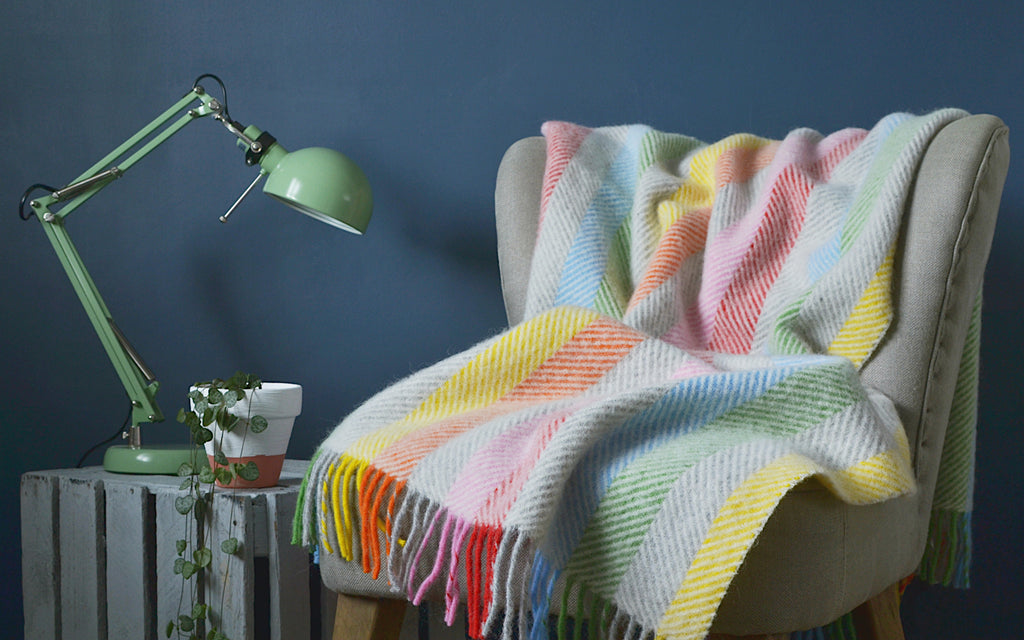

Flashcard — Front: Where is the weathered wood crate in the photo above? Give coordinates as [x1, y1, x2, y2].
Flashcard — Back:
[21, 459, 335, 640]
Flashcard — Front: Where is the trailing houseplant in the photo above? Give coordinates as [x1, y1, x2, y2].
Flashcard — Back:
[167, 372, 302, 640]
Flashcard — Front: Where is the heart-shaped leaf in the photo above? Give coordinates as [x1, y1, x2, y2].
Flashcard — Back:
[198, 466, 215, 484]
[250, 415, 268, 433]
[236, 461, 260, 481]
[220, 411, 239, 432]
[174, 495, 195, 515]
[181, 560, 197, 579]
[214, 466, 233, 486]
[221, 537, 239, 555]
[193, 547, 212, 568]
[176, 539, 187, 555]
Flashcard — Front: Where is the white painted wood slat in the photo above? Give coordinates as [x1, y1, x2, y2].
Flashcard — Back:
[269, 490, 311, 640]
[58, 474, 106, 640]
[208, 490, 256, 640]
[21, 473, 61, 639]
[104, 482, 154, 639]
[155, 489, 193, 639]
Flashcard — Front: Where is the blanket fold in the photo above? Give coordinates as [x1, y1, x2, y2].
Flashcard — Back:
[298, 108, 975, 640]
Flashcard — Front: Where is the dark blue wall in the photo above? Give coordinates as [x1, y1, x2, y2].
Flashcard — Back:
[2, 2, 1021, 636]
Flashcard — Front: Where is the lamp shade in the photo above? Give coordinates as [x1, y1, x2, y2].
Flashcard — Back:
[263, 147, 373, 234]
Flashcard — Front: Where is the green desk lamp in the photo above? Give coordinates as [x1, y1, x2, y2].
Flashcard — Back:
[19, 74, 372, 474]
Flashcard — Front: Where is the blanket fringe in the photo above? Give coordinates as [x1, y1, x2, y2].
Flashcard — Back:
[292, 447, 323, 547]
[918, 508, 972, 588]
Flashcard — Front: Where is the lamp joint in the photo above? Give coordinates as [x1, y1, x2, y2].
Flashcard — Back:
[245, 131, 277, 166]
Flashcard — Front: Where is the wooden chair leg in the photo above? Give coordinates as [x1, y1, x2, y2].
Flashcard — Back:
[851, 582, 906, 640]
[332, 592, 407, 640]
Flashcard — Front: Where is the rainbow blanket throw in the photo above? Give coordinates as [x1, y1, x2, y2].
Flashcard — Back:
[296, 108, 975, 639]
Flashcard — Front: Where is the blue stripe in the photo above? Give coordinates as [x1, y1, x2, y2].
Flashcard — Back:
[554, 126, 649, 308]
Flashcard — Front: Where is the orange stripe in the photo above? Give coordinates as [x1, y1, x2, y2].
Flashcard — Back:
[628, 208, 710, 311]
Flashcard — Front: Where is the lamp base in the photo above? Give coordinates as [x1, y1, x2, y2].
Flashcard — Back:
[102, 444, 205, 475]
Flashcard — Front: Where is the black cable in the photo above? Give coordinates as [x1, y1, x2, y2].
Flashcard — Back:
[192, 73, 230, 120]
[19, 183, 58, 220]
[76, 401, 133, 468]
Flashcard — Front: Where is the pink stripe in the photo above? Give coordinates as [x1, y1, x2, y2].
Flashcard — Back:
[686, 128, 867, 350]
[540, 122, 591, 225]
[407, 508, 448, 602]
[444, 518, 473, 624]
[444, 406, 576, 521]
[708, 165, 813, 353]
[670, 356, 721, 379]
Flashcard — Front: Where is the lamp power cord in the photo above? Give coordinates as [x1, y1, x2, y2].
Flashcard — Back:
[76, 402, 133, 468]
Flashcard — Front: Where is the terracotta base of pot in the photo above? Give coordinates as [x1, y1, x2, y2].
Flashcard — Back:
[208, 453, 287, 488]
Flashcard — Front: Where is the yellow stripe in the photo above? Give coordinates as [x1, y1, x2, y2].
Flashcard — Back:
[320, 465, 336, 555]
[345, 306, 599, 461]
[332, 460, 352, 560]
[656, 455, 816, 639]
[817, 427, 915, 504]
[829, 243, 895, 369]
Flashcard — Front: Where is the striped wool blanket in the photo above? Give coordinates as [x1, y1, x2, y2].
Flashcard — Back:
[297, 108, 975, 639]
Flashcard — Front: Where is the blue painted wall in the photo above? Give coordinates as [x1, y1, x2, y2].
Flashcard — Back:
[2, 1, 1021, 636]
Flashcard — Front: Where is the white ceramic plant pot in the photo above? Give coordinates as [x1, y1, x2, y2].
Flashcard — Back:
[192, 382, 302, 488]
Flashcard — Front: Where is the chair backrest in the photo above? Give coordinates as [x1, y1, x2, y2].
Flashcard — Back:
[494, 116, 1009, 521]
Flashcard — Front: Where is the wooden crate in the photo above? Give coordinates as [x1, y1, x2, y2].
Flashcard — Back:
[21, 459, 335, 640]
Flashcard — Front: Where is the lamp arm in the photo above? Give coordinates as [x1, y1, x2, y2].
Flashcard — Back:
[36, 217, 164, 428]
[26, 84, 225, 432]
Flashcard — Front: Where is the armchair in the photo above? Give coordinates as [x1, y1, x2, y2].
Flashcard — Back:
[318, 113, 1008, 639]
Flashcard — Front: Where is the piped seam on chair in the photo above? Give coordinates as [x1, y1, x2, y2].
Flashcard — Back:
[912, 123, 1007, 483]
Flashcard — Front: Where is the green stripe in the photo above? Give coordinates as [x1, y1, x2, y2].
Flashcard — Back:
[638, 129, 703, 177]
[291, 447, 323, 546]
[770, 290, 816, 356]
[594, 222, 631, 317]
[933, 289, 981, 510]
[565, 363, 860, 593]
[840, 115, 925, 254]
